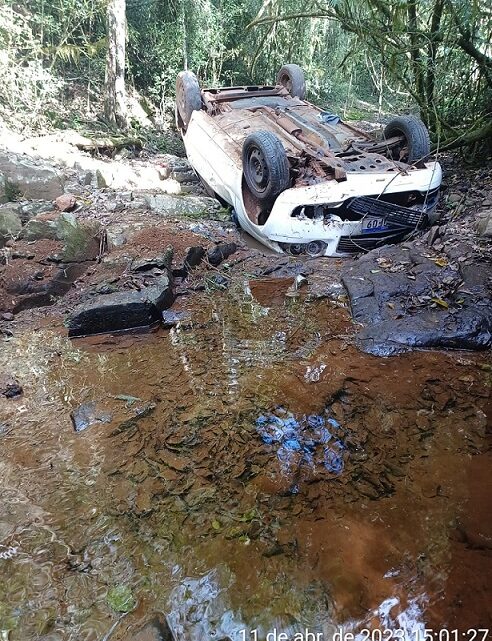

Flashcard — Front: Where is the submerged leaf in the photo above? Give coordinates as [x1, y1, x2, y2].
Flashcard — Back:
[107, 585, 135, 613]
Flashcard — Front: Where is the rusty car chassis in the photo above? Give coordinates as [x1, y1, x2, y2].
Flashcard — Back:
[176, 67, 442, 256]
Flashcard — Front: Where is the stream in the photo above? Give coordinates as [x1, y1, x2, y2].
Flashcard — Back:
[0, 279, 490, 640]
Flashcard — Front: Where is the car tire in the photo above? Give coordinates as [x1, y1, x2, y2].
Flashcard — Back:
[276, 64, 306, 99]
[242, 131, 290, 205]
[176, 71, 202, 130]
[384, 115, 431, 163]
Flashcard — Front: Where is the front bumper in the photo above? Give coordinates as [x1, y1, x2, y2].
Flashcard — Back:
[261, 163, 442, 256]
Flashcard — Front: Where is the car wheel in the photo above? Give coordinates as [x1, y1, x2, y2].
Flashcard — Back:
[242, 131, 290, 205]
[384, 115, 431, 164]
[176, 71, 202, 131]
[276, 64, 306, 99]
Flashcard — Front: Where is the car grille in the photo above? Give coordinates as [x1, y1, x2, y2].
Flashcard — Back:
[348, 196, 429, 228]
[337, 230, 408, 254]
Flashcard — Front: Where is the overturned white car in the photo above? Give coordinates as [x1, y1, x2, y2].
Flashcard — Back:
[176, 64, 442, 257]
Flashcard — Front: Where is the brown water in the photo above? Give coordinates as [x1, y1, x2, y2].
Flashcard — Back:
[0, 280, 490, 641]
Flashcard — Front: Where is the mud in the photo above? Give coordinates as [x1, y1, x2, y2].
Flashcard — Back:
[0, 277, 490, 640]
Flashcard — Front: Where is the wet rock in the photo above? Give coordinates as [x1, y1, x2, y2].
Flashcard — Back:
[342, 244, 492, 355]
[5, 262, 88, 314]
[0, 152, 65, 200]
[67, 275, 174, 337]
[184, 246, 205, 271]
[0, 375, 23, 398]
[0, 206, 22, 247]
[108, 613, 176, 641]
[55, 194, 77, 212]
[131, 248, 173, 272]
[71, 401, 112, 432]
[207, 242, 237, 267]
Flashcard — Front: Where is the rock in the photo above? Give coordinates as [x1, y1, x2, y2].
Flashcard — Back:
[476, 209, 492, 237]
[56, 213, 101, 262]
[0, 152, 65, 200]
[18, 201, 54, 223]
[9, 263, 88, 314]
[55, 194, 77, 212]
[140, 192, 218, 217]
[71, 401, 112, 432]
[67, 275, 174, 337]
[0, 206, 22, 247]
[22, 212, 59, 241]
[183, 246, 205, 271]
[447, 192, 462, 204]
[95, 169, 107, 188]
[130, 248, 173, 272]
[1, 313, 14, 321]
[0, 375, 23, 398]
[0, 173, 7, 203]
[342, 244, 492, 355]
[22, 212, 101, 261]
[207, 242, 237, 267]
[206, 274, 229, 290]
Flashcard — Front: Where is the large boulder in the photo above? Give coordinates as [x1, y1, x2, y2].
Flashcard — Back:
[342, 244, 492, 355]
[0, 152, 65, 200]
[0, 205, 22, 247]
[67, 275, 174, 337]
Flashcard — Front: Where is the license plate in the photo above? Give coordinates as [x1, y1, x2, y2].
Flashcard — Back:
[362, 216, 388, 232]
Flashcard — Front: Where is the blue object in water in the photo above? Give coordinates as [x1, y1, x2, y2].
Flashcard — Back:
[255, 407, 346, 476]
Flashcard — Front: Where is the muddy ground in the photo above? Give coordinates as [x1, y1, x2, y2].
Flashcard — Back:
[0, 141, 491, 641]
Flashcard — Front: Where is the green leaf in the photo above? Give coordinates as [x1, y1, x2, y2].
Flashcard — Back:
[431, 297, 449, 309]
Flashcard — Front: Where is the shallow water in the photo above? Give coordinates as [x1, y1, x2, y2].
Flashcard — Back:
[0, 282, 491, 640]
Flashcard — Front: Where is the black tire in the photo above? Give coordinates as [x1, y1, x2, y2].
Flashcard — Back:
[242, 131, 290, 204]
[176, 71, 202, 130]
[276, 64, 306, 99]
[383, 115, 431, 163]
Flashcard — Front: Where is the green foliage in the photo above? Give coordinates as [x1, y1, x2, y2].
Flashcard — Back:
[0, 0, 489, 148]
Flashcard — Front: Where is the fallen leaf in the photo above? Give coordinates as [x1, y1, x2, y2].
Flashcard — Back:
[433, 257, 448, 267]
[431, 297, 449, 309]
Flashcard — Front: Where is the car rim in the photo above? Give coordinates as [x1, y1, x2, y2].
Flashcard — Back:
[249, 148, 269, 192]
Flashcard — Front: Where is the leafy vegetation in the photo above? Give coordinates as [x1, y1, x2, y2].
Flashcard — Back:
[0, 0, 490, 151]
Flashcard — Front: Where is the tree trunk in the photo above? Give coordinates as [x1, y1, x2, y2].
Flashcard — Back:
[105, 0, 127, 128]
